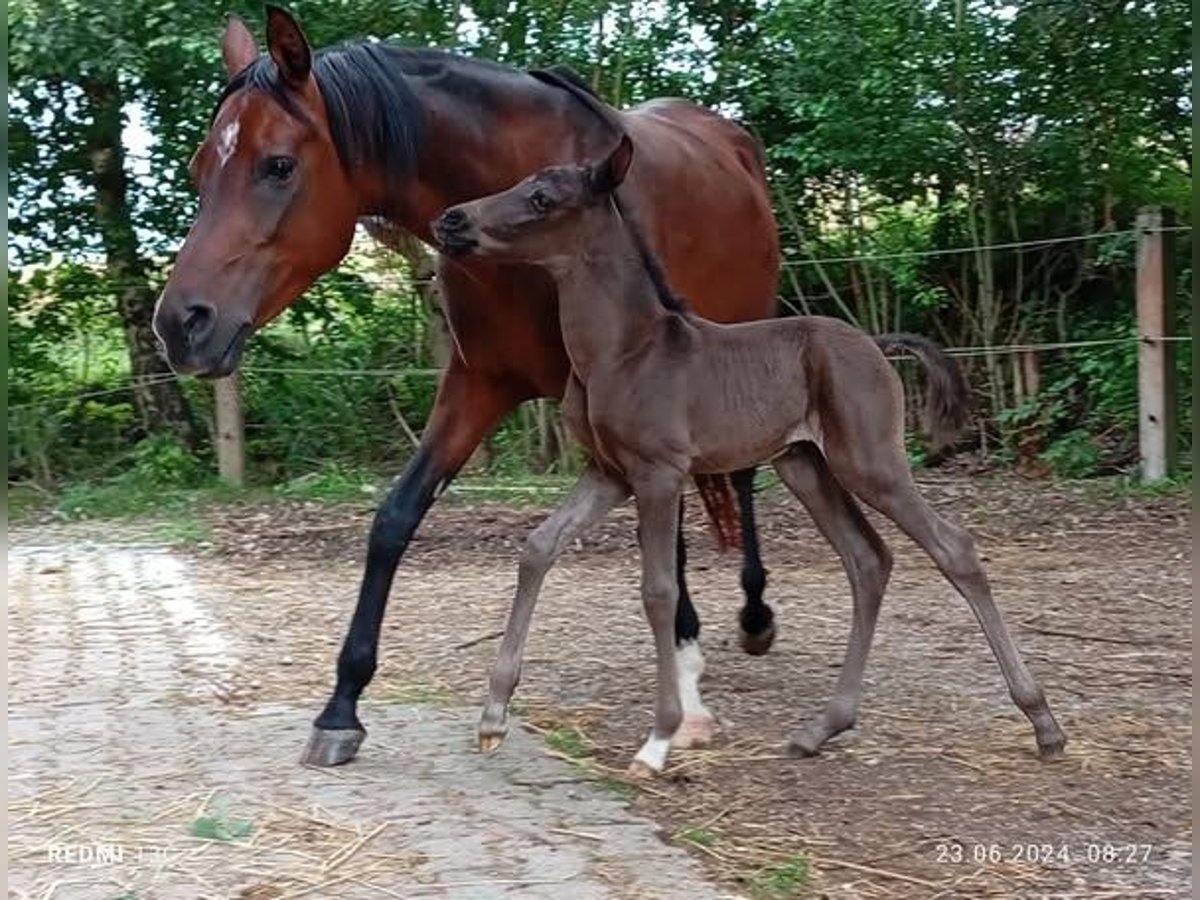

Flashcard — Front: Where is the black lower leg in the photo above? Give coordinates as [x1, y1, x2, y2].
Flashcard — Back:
[731, 467, 774, 653]
[314, 448, 445, 733]
[674, 498, 701, 645]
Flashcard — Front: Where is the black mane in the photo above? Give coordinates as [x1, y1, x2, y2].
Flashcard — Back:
[612, 195, 689, 314]
[216, 43, 432, 178]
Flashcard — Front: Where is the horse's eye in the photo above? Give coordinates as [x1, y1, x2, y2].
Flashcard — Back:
[263, 156, 296, 182]
[529, 190, 551, 214]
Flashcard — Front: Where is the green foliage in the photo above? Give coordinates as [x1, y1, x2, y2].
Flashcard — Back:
[1040, 429, 1103, 479]
[594, 776, 634, 802]
[7, 0, 1192, 489]
[675, 827, 719, 848]
[750, 855, 811, 898]
[274, 463, 383, 504]
[188, 796, 253, 842]
[129, 433, 206, 487]
[545, 726, 589, 760]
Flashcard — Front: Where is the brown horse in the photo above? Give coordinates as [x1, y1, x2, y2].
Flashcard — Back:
[152, 7, 781, 765]
[432, 137, 1067, 775]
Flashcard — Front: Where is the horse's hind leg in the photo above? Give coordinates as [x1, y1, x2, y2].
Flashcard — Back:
[772, 443, 893, 757]
[478, 463, 628, 752]
[731, 467, 776, 655]
[830, 448, 1067, 759]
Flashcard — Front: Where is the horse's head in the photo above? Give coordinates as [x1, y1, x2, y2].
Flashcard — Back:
[432, 136, 633, 267]
[155, 7, 360, 377]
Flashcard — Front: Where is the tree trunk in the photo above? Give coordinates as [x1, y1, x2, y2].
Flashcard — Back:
[83, 76, 196, 448]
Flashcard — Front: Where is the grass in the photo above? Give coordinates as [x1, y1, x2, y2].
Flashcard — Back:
[150, 518, 212, 546]
[446, 473, 578, 506]
[594, 775, 634, 802]
[273, 464, 385, 504]
[544, 726, 589, 759]
[7, 483, 53, 522]
[674, 827, 719, 848]
[189, 795, 254, 842]
[1091, 471, 1192, 499]
[52, 478, 260, 521]
[369, 683, 455, 706]
[749, 855, 811, 898]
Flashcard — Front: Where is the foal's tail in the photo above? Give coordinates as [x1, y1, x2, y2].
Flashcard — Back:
[874, 334, 970, 450]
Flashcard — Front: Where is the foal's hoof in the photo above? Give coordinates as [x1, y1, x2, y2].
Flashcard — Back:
[1037, 732, 1068, 761]
[786, 729, 825, 759]
[671, 714, 719, 749]
[301, 727, 366, 767]
[478, 729, 508, 754]
[626, 759, 660, 780]
[739, 621, 777, 656]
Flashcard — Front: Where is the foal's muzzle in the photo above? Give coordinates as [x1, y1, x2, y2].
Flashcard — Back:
[431, 208, 478, 258]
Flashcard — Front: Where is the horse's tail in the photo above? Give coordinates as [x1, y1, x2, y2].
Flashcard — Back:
[694, 473, 741, 553]
[874, 333, 969, 450]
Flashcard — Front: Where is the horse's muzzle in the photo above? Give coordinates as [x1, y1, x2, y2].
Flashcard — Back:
[154, 298, 252, 378]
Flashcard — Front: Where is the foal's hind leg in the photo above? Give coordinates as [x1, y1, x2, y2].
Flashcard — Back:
[478, 463, 629, 752]
[731, 468, 777, 655]
[671, 502, 719, 749]
[831, 452, 1067, 759]
[773, 444, 893, 757]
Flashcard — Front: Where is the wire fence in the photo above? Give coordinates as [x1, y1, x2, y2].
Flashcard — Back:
[11, 224, 1191, 297]
[8, 334, 1192, 417]
[9, 222, 1191, 488]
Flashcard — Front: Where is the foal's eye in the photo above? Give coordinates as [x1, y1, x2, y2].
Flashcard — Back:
[262, 155, 296, 182]
[529, 190, 551, 214]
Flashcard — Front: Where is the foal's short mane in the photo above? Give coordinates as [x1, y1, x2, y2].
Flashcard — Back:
[611, 196, 690, 314]
[527, 69, 690, 316]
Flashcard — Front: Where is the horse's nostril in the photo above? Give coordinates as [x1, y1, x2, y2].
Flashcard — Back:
[182, 302, 217, 347]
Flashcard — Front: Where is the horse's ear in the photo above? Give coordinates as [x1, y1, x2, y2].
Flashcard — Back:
[265, 5, 312, 87]
[589, 135, 634, 196]
[221, 15, 258, 79]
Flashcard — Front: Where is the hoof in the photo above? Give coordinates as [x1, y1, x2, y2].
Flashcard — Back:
[478, 729, 507, 754]
[671, 714, 719, 749]
[739, 621, 776, 656]
[786, 730, 823, 759]
[626, 759, 660, 780]
[1037, 733, 1068, 761]
[301, 726, 365, 767]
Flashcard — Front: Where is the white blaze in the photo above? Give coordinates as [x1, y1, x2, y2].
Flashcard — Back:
[217, 119, 240, 168]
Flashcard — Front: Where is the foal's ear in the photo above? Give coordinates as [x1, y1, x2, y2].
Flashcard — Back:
[221, 15, 258, 79]
[589, 135, 635, 196]
[265, 5, 312, 87]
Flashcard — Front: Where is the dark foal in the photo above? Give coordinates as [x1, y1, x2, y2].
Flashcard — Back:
[152, 8, 780, 766]
[433, 137, 1067, 776]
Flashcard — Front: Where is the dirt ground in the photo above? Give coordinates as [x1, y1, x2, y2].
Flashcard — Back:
[8, 470, 1192, 897]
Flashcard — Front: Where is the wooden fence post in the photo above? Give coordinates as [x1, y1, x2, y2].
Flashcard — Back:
[1135, 206, 1176, 481]
[214, 375, 245, 487]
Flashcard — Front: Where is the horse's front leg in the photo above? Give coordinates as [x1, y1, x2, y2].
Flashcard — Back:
[479, 462, 629, 751]
[628, 474, 687, 777]
[302, 363, 521, 766]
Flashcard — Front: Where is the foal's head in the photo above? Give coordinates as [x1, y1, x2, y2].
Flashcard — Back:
[432, 136, 633, 265]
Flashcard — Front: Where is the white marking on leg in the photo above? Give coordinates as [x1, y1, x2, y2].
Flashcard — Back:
[675, 639, 712, 721]
[633, 731, 672, 773]
[217, 119, 240, 168]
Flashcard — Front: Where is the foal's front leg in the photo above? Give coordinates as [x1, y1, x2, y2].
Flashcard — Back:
[478, 463, 629, 751]
[629, 477, 687, 777]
